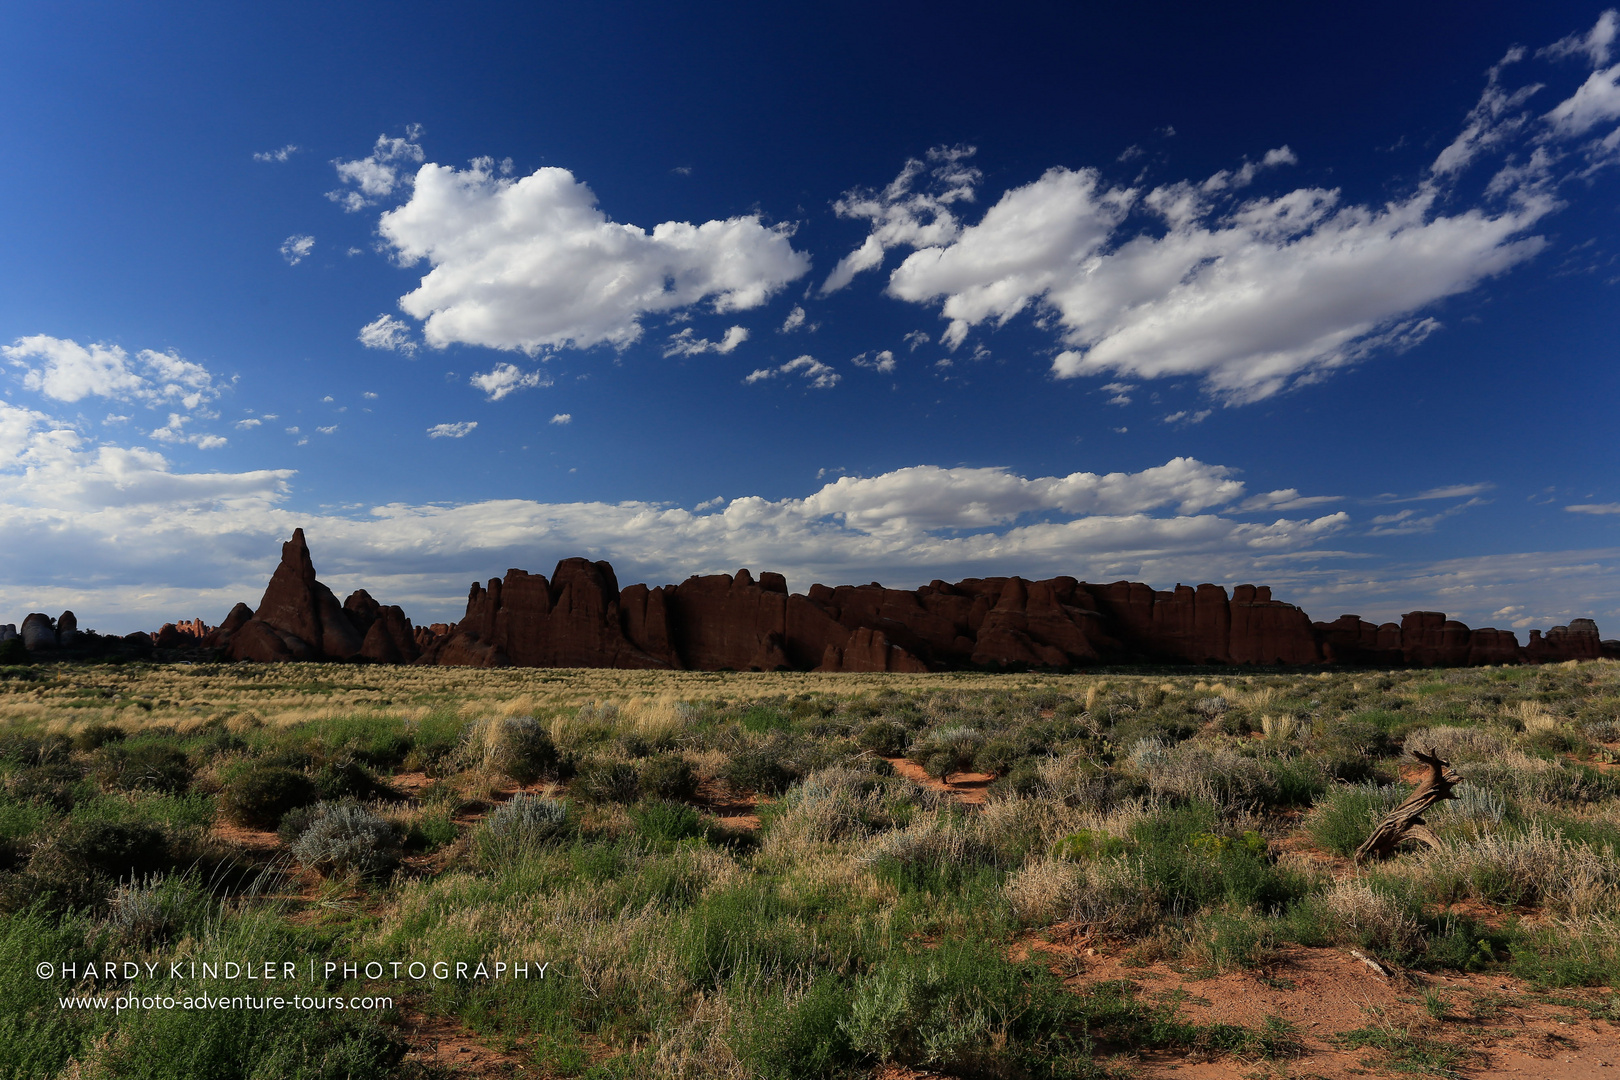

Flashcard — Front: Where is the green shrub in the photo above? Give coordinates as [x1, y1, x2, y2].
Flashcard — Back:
[741, 976, 857, 1079]
[574, 759, 642, 803]
[629, 799, 704, 847]
[4, 820, 174, 913]
[288, 801, 400, 878]
[220, 766, 318, 829]
[1051, 829, 1128, 861]
[855, 720, 908, 756]
[72, 723, 126, 752]
[973, 736, 1023, 774]
[909, 726, 983, 779]
[843, 938, 1089, 1076]
[1305, 782, 1403, 856]
[483, 716, 559, 784]
[475, 794, 569, 862]
[639, 753, 698, 801]
[723, 734, 815, 796]
[5, 762, 91, 811]
[91, 743, 192, 794]
[739, 706, 792, 734]
[406, 809, 457, 852]
[313, 759, 393, 802]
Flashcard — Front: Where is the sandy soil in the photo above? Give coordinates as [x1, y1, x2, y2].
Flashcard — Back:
[883, 756, 996, 805]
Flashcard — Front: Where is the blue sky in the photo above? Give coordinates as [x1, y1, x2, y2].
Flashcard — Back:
[3, 2, 1620, 637]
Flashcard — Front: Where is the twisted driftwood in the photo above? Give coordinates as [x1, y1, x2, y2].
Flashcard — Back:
[1354, 747, 1460, 862]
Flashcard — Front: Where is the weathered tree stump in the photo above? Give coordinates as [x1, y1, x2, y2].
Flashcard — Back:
[1354, 747, 1461, 862]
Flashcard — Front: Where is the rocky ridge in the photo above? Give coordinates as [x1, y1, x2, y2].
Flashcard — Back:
[15, 530, 1619, 669]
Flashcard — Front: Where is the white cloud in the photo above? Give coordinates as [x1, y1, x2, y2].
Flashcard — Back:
[328, 126, 424, 211]
[850, 36, 1620, 404]
[4, 336, 222, 411]
[1568, 503, 1620, 514]
[1161, 409, 1212, 425]
[376, 159, 809, 354]
[1377, 482, 1494, 502]
[469, 362, 548, 401]
[1236, 488, 1343, 512]
[357, 314, 418, 355]
[149, 413, 226, 449]
[903, 330, 930, 351]
[235, 418, 262, 429]
[1101, 381, 1135, 406]
[280, 235, 315, 265]
[821, 145, 981, 294]
[550, 413, 572, 425]
[885, 166, 1133, 349]
[317, 425, 338, 435]
[1540, 10, 1617, 68]
[253, 144, 300, 163]
[850, 350, 895, 373]
[744, 354, 840, 389]
[779, 305, 812, 332]
[363, 392, 378, 400]
[1200, 145, 1297, 191]
[1545, 61, 1620, 137]
[427, 421, 477, 438]
[4, 419, 1616, 637]
[663, 325, 749, 357]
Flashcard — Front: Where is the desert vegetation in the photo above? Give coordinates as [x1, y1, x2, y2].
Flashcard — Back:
[4, 659, 1620, 1077]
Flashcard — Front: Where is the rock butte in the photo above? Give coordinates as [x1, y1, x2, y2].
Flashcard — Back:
[152, 530, 1617, 670]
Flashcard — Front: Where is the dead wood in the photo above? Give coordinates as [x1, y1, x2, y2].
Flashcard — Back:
[1354, 747, 1461, 862]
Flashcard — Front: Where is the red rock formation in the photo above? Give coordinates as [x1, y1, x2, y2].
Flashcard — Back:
[203, 534, 1613, 671]
[815, 628, 929, 673]
[421, 559, 669, 669]
[660, 570, 850, 670]
[202, 603, 254, 649]
[226, 529, 365, 662]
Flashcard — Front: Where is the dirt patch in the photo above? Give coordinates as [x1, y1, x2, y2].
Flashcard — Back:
[397, 1004, 526, 1077]
[1014, 934, 1620, 1079]
[885, 756, 995, 805]
[694, 777, 766, 830]
[210, 813, 282, 855]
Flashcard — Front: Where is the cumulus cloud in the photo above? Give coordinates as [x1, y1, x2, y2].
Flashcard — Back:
[375, 159, 808, 354]
[427, 421, 477, 439]
[357, 314, 418, 355]
[779, 306, 815, 332]
[280, 235, 315, 265]
[1029, 178, 1543, 402]
[4, 336, 222, 411]
[4, 421, 1611, 637]
[744, 354, 840, 388]
[663, 325, 749, 357]
[550, 413, 571, 425]
[469, 362, 548, 401]
[821, 145, 981, 294]
[328, 126, 424, 211]
[253, 144, 300, 163]
[844, 22, 1620, 404]
[150, 413, 227, 449]
[850, 350, 895, 373]
[0, 437, 1359, 632]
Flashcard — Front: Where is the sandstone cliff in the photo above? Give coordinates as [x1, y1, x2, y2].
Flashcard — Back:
[158, 531, 1618, 670]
